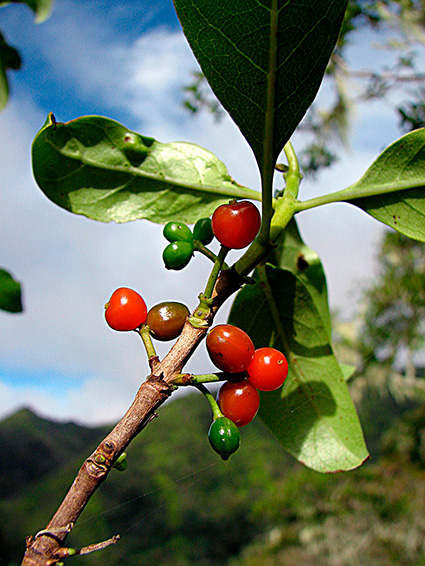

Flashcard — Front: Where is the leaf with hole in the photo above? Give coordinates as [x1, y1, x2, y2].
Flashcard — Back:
[331, 129, 425, 242]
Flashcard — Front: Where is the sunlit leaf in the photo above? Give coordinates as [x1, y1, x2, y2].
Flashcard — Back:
[341, 129, 425, 241]
[32, 114, 261, 224]
[228, 265, 368, 473]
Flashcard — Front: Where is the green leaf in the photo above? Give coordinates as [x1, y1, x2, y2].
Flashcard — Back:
[0, 268, 22, 313]
[1, 0, 54, 22]
[173, 0, 348, 170]
[32, 114, 261, 224]
[228, 266, 368, 473]
[0, 32, 21, 70]
[270, 218, 332, 338]
[340, 363, 356, 382]
[346, 129, 425, 241]
[298, 129, 425, 241]
[0, 60, 8, 113]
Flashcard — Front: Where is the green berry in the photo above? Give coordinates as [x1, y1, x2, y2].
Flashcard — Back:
[208, 416, 241, 460]
[193, 217, 214, 245]
[163, 222, 193, 243]
[162, 241, 194, 270]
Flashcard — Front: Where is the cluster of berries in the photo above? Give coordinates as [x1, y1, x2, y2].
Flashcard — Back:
[104, 200, 289, 462]
[162, 200, 261, 270]
[206, 324, 288, 459]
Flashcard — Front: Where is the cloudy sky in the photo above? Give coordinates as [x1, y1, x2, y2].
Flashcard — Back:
[0, 0, 416, 425]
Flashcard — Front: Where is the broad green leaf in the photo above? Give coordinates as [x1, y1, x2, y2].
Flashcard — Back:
[271, 218, 353, 379]
[173, 0, 348, 170]
[0, 0, 54, 22]
[270, 218, 332, 338]
[323, 129, 425, 242]
[0, 268, 22, 313]
[32, 114, 261, 224]
[228, 265, 368, 472]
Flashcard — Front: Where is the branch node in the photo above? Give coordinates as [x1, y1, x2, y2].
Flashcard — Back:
[35, 523, 74, 543]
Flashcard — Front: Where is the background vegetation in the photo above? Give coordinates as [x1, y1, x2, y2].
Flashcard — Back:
[1, 371, 425, 566]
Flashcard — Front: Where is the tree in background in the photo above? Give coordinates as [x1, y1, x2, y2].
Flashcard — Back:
[361, 230, 425, 377]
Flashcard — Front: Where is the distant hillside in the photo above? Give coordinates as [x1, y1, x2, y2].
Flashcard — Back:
[0, 408, 108, 500]
[2, 388, 425, 566]
[0, 395, 291, 565]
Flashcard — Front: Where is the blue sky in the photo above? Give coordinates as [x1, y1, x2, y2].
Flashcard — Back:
[0, 0, 419, 424]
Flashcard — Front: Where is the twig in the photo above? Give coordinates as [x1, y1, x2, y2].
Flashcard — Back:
[20, 267, 244, 566]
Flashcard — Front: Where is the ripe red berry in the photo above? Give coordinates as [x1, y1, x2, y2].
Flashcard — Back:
[217, 380, 260, 427]
[104, 287, 147, 331]
[247, 347, 289, 391]
[206, 324, 255, 373]
[211, 200, 261, 249]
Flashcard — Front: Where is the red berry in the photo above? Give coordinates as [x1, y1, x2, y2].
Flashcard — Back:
[217, 380, 260, 427]
[247, 347, 289, 391]
[105, 287, 147, 331]
[206, 324, 255, 373]
[211, 200, 261, 249]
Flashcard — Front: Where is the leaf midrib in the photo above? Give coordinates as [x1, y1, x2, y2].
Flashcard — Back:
[41, 135, 262, 201]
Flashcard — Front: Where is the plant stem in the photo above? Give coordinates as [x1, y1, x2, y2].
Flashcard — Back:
[258, 0, 279, 246]
[295, 178, 423, 213]
[194, 241, 229, 269]
[283, 141, 302, 199]
[203, 245, 229, 299]
[172, 372, 228, 386]
[137, 326, 157, 360]
[235, 187, 297, 278]
[196, 383, 223, 420]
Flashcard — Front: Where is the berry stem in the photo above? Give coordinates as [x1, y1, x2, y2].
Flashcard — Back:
[189, 244, 230, 328]
[196, 383, 223, 420]
[171, 372, 228, 386]
[204, 245, 230, 299]
[137, 325, 158, 364]
[194, 240, 229, 269]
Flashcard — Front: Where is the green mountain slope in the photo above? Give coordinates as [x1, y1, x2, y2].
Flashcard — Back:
[0, 407, 108, 499]
[0, 394, 291, 565]
[2, 389, 425, 566]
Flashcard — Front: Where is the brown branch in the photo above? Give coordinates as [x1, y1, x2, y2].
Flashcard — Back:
[20, 267, 242, 566]
[332, 53, 425, 84]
